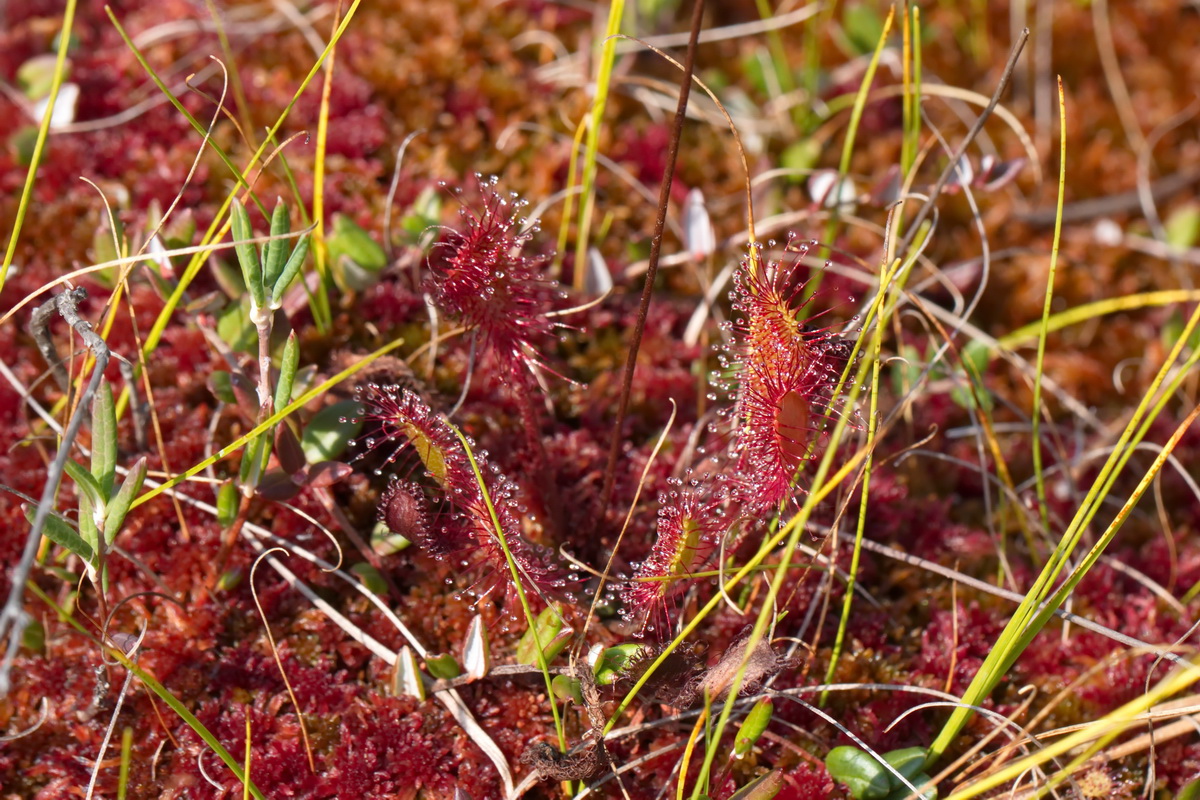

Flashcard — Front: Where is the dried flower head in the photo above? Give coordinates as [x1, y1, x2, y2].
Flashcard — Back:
[723, 238, 853, 508]
[354, 384, 576, 609]
[428, 175, 558, 375]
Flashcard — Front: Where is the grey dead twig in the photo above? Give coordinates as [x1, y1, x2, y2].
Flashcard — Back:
[0, 288, 111, 696]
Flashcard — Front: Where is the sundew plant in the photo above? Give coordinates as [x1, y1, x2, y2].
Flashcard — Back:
[3, 2, 1200, 799]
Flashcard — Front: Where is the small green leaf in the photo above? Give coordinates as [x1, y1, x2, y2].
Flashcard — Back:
[21, 616, 45, 654]
[551, 674, 583, 705]
[593, 643, 645, 686]
[826, 746, 891, 800]
[301, 400, 362, 464]
[262, 198, 291, 291]
[781, 138, 821, 177]
[23, 505, 94, 564]
[230, 198, 265, 309]
[883, 774, 936, 800]
[273, 332, 299, 414]
[516, 604, 565, 665]
[102, 457, 146, 546]
[425, 652, 462, 680]
[208, 371, 237, 404]
[77, 488, 99, 557]
[64, 459, 105, 511]
[216, 567, 243, 592]
[882, 747, 927, 782]
[350, 562, 387, 595]
[90, 379, 117, 497]
[270, 234, 309, 309]
[217, 296, 256, 354]
[733, 698, 774, 757]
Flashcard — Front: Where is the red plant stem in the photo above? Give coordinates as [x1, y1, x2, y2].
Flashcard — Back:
[599, 0, 705, 514]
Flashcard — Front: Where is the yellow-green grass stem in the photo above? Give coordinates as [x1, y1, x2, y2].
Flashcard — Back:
[1030, 77, 1068, 531]
[572, 0, 625, 291]
[450, 426, 567, 754]
[819, 260, 896, 705]
[811, 6, 895, 299]
[0, 0, 78, 295]
[928, 285, 1200, 762]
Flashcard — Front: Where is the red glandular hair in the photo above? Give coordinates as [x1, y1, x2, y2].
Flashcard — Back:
[427, 175, 559, 376]
[724, 238, 852, 509]
[621, 478, 736, 637]
[355, 384, 576, 610]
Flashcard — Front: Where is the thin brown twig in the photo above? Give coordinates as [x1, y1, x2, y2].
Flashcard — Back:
[896, 28, 1030, 258]
[598, 0, 705, 513]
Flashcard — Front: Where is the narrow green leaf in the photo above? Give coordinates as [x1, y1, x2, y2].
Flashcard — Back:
[593, 642, 645, 685]
[23, 504, 93, 563]
[273, 331, 299, 413]
[350, 562, 387, 595]
[733, 698, 773, 757]
[64, 458, 105, 511]
[77, 488, 99, 558]
[90, 378, 117, 496]
[230, 198, 264, 309]
[217, 480, 240, 528]
[728, 769, 783, 800]
[262, 198, 290, 290]
[102, 457, 146, 546]
[270, 234, 309, 309]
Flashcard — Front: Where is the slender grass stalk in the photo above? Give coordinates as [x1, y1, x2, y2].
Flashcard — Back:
[118, 727, 132, 800]
[130, 335, 405, 509]
[928, 261, 1200, 762]
[1029, 76, 1068, 531]
[810, 6, 895, 299]
[572, 0, 625, 292]
[554, 116, 589, 280]
[243, 712, 253, 800]
[449, 426, 567, 752]
[995, 288, 1200, 350]
[944, 564, 1200, 799]
[0, 0, 77, 295]
[204, 0, 255, 144]
[820, 257, 896, 704]
[25, 584, 266, 800]
[307, 1, 341, 331]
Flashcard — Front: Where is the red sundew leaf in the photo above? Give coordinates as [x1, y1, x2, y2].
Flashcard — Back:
[725, 239, 854, 508]
[354, 385, 579, 609]
[427, 176, 559, 376]
[622, 478, 735, 637]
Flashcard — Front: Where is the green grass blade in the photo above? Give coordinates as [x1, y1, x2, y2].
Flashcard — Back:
[0, 0, 77, 295]
[571, 0, 625, 292]
[1029, 76, 1068, 530]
